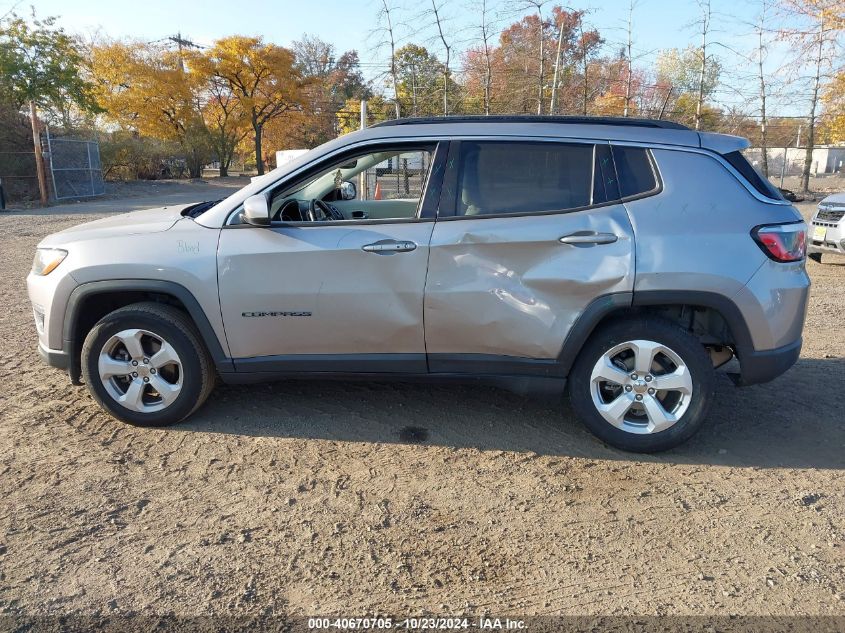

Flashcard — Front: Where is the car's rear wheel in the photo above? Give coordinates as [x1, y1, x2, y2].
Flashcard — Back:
[81, 302, 215, 426]
[808, 252, 822, 263]
[569, 317, 715, 452]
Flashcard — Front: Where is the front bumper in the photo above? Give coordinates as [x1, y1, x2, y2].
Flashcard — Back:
[732, 338, 802, 386]
[38, 339, 69, 370]
[807, 220, 845, 255]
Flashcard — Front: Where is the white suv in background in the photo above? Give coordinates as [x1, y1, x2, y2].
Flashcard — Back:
[808, 192, 845, 263]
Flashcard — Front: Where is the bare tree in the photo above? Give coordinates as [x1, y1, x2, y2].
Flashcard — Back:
[474, 0, 497, 115]
[574, 12, 601, 115]
[779, 0, 841, 192]
[694, 0, 712, 130]
[549, 6, 570, 114]
[376, 0, 402, 118]
[521, 0, 550, 115]
[430, 0, 452, 115]
[623, 0, 638, 117]
[755, 0, 770, 177]
[803, 18, 827, 191]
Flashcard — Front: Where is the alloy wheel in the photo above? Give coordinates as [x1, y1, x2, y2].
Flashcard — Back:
[589, 339, 693, 435]
[98, 328, 183, 413]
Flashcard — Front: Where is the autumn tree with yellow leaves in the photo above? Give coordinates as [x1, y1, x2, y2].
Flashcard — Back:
[89, 41, 211, 177]
[192, 36, 304, 175]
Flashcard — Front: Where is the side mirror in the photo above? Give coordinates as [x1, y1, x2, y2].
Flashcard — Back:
[340, 180, 357, 201]
[243, 194, 270, 226]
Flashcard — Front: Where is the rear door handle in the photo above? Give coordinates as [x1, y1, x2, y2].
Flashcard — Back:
[559, 232, 619, 245]
[362, 240, 417, 254]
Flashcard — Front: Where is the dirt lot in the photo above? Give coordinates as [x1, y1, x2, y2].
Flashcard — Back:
[0, 198, 843, 621]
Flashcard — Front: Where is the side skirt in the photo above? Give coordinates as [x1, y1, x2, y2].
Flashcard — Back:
[221, 367, 566, 400]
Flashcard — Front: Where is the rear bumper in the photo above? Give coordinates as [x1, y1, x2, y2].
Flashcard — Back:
[733, 338, 802, 386]
[38, 340, 69, 370]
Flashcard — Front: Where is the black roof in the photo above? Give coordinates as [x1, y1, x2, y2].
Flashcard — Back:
[372, 115, 690, 131]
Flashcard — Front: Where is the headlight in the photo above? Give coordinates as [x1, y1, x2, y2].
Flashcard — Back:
[31, 248, 68, 276]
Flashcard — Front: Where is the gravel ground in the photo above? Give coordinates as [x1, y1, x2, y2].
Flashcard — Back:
[0, 200, 843, 620]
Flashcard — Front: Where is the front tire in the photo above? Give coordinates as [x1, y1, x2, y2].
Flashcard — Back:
[569, 317, 715, 452]
[81, 302, 215, 426]
[808, 252, 822, 263]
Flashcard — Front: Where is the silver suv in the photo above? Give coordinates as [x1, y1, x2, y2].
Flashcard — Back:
[808, 192, 845, 262]
[28, 116, 810, 452]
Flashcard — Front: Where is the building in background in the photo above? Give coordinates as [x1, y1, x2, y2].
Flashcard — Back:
[746, 145, 845, 178]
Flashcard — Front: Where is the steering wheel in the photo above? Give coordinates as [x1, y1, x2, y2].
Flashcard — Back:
[308, 198, 343, 222]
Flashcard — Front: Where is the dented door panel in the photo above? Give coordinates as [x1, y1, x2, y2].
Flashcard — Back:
[217, 222, 434, 359]
[424, 205, 635, 359]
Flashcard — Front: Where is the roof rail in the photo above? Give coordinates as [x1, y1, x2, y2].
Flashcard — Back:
[371, 115, 690, 131]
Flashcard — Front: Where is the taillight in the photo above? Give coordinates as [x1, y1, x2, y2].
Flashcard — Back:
[752, 223, 806, 262]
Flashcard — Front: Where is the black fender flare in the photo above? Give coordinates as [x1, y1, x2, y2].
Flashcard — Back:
[62, 279, 234, 383]
[556, 289, 756, 376]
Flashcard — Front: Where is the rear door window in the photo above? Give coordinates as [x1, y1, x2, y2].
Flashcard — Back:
[611, 146, 658, 198]
[454, 141, 594, 216]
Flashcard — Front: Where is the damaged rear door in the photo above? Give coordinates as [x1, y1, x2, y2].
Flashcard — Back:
[424, 139, 635, 374]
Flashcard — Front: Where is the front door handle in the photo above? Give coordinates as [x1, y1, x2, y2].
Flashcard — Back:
[362, 240, 418, 254]
[559, 232, 619, 245]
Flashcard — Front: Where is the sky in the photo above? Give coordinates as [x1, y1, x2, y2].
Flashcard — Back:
[3, 0, 821, 116]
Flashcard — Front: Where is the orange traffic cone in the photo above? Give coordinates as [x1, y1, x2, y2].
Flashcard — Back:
[374, 182, 382, 200]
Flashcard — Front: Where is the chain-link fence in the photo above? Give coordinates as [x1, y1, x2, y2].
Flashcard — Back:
[0, 151, 40, 206]
[46, 134, 105, 200]
[1, 133, 106, 206]
[360, 151, 431, 200]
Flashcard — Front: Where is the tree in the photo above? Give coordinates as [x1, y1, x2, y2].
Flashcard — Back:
[395, 44, 459, 116]
[376, 0, 402, 118]
[574, 12, 603, 115]
[196, 69, 249, 177]
[779, 0, 842, 191]
[1, 12, 99, 203]
[752, 2, 772, 176]
[197, 36, 304, 175]
[0, 13, 98, 117]
[470, 0, 499, 115]
[90, 40, 211, 178]
[284, 36, 370, 147]
[822, 71, 845, 142]
[520, 0, 551, 115]
[337, 95, 395, 135]
[549, 8, 586, 114]
[425, 0, 454, 115]
[693, 0, 713, 130]
[622, 0, 639, 117]
[655, 45, 721, 125]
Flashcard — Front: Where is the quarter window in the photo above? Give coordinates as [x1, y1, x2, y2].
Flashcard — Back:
[455, 141, 594, 216]
[611, 146, 657, 198]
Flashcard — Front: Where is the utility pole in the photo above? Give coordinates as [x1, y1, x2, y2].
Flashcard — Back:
[29, 101, 48, 206]
[167, 32, 200, 70]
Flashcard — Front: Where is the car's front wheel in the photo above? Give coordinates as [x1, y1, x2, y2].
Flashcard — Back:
[569, 317, 715, 452]
[81, 302, 215, 426]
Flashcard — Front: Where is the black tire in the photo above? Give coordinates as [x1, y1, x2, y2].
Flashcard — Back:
[569, 317, 715, 453]
[81, 302, 215, 426]
[808, 252, 822, 263]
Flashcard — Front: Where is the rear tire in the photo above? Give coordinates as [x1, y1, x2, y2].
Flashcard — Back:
[569, 317, 715, 452]
[81, 302, 215, 426]
[808, 252, 822, 263]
